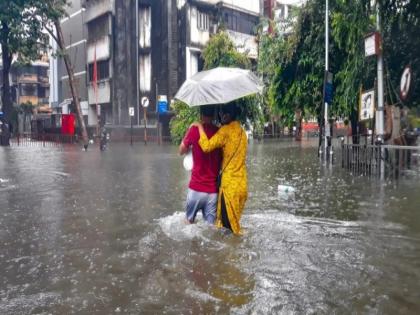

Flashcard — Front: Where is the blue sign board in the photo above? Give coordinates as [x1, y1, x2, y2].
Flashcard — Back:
[157, 101, 168, 114]
[324, 82, 333, 104]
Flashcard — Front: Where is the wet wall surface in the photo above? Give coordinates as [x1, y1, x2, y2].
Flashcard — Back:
[1, 140, 420, 314]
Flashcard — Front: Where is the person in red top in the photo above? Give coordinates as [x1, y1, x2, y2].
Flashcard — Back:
[179, 106, 221, 224]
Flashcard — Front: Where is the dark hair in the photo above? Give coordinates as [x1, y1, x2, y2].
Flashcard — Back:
[220, 102, 239, 120]
[200, 105, 216, 117]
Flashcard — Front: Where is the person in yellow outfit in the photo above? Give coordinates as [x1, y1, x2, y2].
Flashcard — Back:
[191, 103, 248, 235]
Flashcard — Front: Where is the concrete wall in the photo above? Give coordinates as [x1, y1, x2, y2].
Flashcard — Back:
[189, 6, 211, 46]
[84, 0, 114, 22]
[112, 0, 137, 125]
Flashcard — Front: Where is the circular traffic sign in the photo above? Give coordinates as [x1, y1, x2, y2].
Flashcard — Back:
[400, 66, 412, 101]
[141, 96, 149, 108]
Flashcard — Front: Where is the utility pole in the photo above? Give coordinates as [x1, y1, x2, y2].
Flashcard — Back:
[136, 0, 140, 126]
[375, 1, 385, 140]
[324, 0, 331, 161]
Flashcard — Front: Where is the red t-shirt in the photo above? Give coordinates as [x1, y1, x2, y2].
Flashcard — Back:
[183, 124, 221, 193]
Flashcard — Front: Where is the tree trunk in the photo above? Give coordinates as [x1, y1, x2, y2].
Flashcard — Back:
[295, 109, 302, 141]
[0, 22, 12, 146]
[54, 20, 89, 148]
[350, 108, 359, 144]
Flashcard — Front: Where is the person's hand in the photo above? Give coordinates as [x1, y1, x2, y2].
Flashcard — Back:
[190, 122, 202, 128]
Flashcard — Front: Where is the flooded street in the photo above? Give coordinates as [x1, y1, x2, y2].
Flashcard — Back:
[1, 140, 420, 314]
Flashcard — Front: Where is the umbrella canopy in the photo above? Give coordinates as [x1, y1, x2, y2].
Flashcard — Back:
[174, 67, 262, 107]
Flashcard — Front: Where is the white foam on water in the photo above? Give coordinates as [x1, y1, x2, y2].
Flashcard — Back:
[0, 184, 17, 192]
[157, 211, 213, 242]
[185, 288, 221, 303]
[52, 171, 70, 177]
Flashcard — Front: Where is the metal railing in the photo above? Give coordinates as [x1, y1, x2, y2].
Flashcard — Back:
[341, 142, 420, 178]
[10, 133, 78, 147]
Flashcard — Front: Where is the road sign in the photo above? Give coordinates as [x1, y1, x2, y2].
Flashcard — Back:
[129, 107, 135, 117]
[141, 96, 149, 108]
[359, 89, 375, 121]
[364, 32, 381, 57]
[400, 66, 412, 101]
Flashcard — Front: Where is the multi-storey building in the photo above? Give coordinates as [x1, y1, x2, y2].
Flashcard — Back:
[52, 0, 262, 137]
[180, 0, 261, 80]
[264, 0, 306, 34]
[10, 60, 50, 109]
[50, 0, 95, 127]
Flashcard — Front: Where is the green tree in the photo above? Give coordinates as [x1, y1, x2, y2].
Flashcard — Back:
[0, 0, 49, 144]
[266, 0, 326, 129]
[261, 0, 419, 133]
[382, 0, 420, 107]
[201, 31, 250, 69]
[0, 0, 89, 146]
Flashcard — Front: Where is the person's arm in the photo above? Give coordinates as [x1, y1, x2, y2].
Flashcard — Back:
[179, 127, 194, 155]
[191, 122, 226, 153]
[179, 142, 188, 155]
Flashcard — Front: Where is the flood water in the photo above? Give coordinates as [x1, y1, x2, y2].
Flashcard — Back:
[1, 140, 420, 314]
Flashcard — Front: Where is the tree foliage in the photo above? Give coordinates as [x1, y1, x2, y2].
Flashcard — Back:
[202, 31, 251, 69]
[382, 0, 420, 107]
[260, 0, 420, 128]
[0, 0, 50, 124]
[169, 101, 199, 145]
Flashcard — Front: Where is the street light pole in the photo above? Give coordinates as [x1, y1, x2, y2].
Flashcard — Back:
[376, 1, 385, 139]
[136, 0, 140, 126]
[324, 0, 330, 160]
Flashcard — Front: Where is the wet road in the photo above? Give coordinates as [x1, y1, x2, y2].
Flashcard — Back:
[1, 140, 420, 314]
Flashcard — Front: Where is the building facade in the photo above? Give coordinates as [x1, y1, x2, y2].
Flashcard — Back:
[52, 0, 262, 136]
[50, 0, 94, 126]
[264, 0, 306, 34]
[179, 0, 261, 81]
[10, 61, 50, 110]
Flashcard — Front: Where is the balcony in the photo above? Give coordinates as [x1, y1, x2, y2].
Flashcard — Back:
[197, 0, 260, 16]
[83, 0, 114, 23]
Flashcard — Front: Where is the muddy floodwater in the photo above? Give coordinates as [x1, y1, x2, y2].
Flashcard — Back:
[1, 140, 420, 314]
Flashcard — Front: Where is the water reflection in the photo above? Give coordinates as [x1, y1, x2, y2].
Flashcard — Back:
[0, 141, 420, 314]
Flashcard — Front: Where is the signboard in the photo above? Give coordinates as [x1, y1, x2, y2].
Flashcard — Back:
[157, 95, 168, 114]
[400, 66, 412, 101]
[359, 89, 375, 121]
[129, 107, 135, 117]
[61, 114, 75, 135]
[364, 32, 381, 57]
[323, 71, 334, 104]
[141, 96, 149, 108]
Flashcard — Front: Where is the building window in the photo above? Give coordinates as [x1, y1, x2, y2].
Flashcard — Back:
[20, 83, 37, 96]
[88, 60, 110, 82]
[87, 14, 110, 43]
[38, 86, 47, 98]
[139, 6, 151, 48]
[197, 11, 209, 31]
[139, 54, 151, 92]
[275, 4, 289, 20]
[224, 13, 238, 32]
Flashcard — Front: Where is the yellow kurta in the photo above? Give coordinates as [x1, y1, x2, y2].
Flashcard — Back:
[198, 121, 248, 235]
